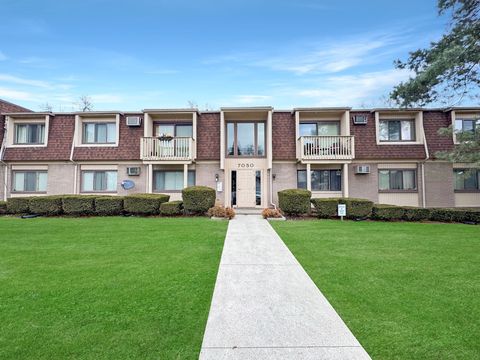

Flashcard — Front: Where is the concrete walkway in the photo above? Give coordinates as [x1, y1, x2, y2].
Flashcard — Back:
[199, 215, 371, 360]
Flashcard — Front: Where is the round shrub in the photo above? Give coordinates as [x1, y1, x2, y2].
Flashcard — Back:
[6, 197, 31, 214]
[95, 196, 124, 216]
[182, 186, 216, 214]
[29, 196, 63, 216]
[62, 195, 96, 216]
[160, 201, 184, 216]
[278, 189, 311, 216]
[261, 208, 283, 219]
[123, 194, 170, 215]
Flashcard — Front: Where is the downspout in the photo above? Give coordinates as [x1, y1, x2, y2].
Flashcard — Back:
[70, 116, 78, 194]
[269, 169, 277, 209]
[1, 117, 9, 201]
[421, 117, 430, 209]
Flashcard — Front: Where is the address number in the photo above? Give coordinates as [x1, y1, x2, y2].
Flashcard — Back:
[237, 163, 255, 168]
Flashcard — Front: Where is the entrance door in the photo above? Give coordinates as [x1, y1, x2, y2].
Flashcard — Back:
[236, 169, 256, 208]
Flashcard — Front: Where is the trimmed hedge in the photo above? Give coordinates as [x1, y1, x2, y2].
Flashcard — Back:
[160, 201, 183, 216]
[0, 201, 7, 215]
[6, 197, 30, 214]
[372, 204, 406, 221]
[429, 208, 480, 223]
[123, 194, 170, 215]
[311, 198, 339, 218]
[278, 189, 312, 215]
[62, 195, 96, 216]
[95, 196, 124, 216]
[29, 196, 63, 216]
[403, 207, 431, 221]
[182, 186, 216, 214]
[311, 197, 373, 219]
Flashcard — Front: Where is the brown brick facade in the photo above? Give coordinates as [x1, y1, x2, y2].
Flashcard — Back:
[272, 112, 296, 160]
[423, 110, 454, 158]
[73, 114, 143, 161]
[196, 112, 220, 160]
[350, 111, 426, 160]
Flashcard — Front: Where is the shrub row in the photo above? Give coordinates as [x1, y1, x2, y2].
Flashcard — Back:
[3, 194, 171, 216]
[311, 197, 374, 219]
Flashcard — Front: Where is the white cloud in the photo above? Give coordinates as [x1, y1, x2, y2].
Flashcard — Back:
[0, 87, 37, 101]
[234, 95, 272, 104]
[293, 69, 411, 106]
[0, 74, 51, 88]
[0, 51, 6, 61]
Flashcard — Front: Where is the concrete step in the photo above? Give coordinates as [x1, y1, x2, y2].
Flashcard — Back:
[234, 208, 263, 215]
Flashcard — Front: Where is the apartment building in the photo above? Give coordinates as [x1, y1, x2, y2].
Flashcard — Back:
[1, 99, 479, 208]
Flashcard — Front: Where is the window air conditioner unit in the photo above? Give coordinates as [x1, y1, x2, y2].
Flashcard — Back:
[126, 116, 141, 127]
[354, 165, 370, 174]
[352, 115, 368, 125]
[127, 166, 141, 176]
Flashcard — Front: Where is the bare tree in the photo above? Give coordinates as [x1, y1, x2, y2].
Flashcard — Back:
[77, 95, 93, 112]
[187, 100, 198, 109]
[39, 102, 53, 112]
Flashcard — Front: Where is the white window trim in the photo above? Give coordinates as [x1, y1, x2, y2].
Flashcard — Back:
[79, 166, 118, 193]
[5, 115, 50, 148]
[74, 114, 120, 147]
[375, 112, 424, 145]
[451, 111, 479, 145]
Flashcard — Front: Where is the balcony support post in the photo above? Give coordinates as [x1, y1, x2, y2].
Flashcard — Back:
[183, 163, 188, 189]
[306, 163, 312, 191]
[148, 164, 153, 193]
[343, 163, 349, 197]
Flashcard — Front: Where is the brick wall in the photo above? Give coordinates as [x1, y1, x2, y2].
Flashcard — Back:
[272, 112, 296, 160]
[197, 113, 220, 160]
[350, 111, 426, 159]
[423, 110, 454, 158]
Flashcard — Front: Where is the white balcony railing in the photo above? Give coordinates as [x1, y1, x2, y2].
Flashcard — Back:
[299, 135, 354, 160]
[140, 137, 194, 161]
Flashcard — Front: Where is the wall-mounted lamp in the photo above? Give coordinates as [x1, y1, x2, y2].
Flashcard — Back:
[272, 174, 276, 181]
[215, 174, 219, 182]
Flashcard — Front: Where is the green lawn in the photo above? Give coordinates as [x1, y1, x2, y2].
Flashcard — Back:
[271, 220, 480, 360]
[0, 217, 227, 360]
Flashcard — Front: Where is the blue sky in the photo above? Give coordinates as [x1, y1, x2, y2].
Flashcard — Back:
[0, 0, 455, 111]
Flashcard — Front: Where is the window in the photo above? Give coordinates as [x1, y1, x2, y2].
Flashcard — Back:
[454, 169, 480, 191]
[83, 123, 116, 144]
[226, 122, 266, 157]
[14, 123, 45, 144]
[255, 170, 261, 205]
[12, 171, 47, 192]
[81, 171, 117, 192]
[155, 123, 193, 137]
[379, 170, 416, 191]
[153, 170, 195, 191]
[379, 119, 415, 141]
[299, 122, 340, 137]
[297, 170, 342, 191]
[455, 118, 478, 134]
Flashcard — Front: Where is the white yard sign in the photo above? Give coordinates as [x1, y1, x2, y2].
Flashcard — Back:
[338, 204, 346, 220]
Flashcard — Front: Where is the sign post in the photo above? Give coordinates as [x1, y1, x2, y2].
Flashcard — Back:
[337, 204, 346, 221]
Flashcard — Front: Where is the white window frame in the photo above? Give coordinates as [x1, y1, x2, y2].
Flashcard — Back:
[11, 170, 48, 193]
[5, 116, 50, 148]
[80, 170, 118, 193]
[451, 111, 480, 144]
[75, 114, 120, 147]
[375, 112, 424, 145]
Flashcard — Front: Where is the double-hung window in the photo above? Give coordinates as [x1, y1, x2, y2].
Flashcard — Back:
[12, 171, 47, 192]
[155, 123, 193, 137]
[226, 122, 265, 156]
[81, 171, 117, 192]
[14, 123, 45, 144]
[454, 118, 478, 134]
[153, 170, 195, 191]
[379, 169, 417, 191]
[454, 169, 480, 191]
[297, 170, 342, 191]
[379, 119, 415, 142]
[83, 123, 116, 144]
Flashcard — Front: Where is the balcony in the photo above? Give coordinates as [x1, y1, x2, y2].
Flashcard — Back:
[299, 135, 354, 161]
[140, 137, 194, 161]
